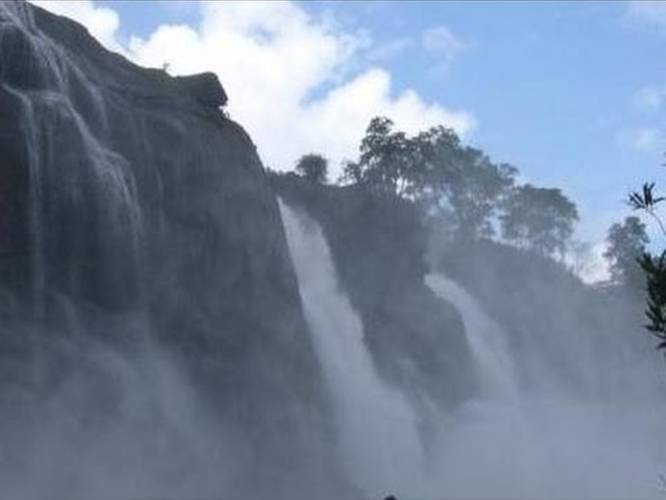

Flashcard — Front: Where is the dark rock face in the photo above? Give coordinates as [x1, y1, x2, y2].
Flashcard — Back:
[175, 72, 228, 108]
[0, 2, 342, 497]
[273, 174, 478, 417]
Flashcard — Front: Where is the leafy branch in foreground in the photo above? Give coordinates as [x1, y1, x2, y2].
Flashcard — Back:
[629, 179, 666, 350]
[639, 252, 666, 349]
[629, 182, 666, 236]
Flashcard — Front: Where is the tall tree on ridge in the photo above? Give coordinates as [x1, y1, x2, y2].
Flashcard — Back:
[604, 216, 649, 290]
[500, 184, 579, 258]
[295, 153, 329, 184]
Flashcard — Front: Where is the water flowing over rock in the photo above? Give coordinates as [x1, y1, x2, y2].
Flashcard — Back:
[0, 2, 343, 497]
[279, 199, 426, 497]
[425, 273, 666, 499]
[426, 273, 519, 398]
[272, 173, 479, 413]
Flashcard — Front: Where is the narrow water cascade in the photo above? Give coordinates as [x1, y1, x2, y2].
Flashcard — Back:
[425, 273, 519, 398]
[425, 272, 665, 499]
[279, 199, 426, 497]
[1, 2, 144, 311]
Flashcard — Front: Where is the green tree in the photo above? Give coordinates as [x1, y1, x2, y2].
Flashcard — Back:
[500, 184, 579, 257]
[295, 153, 328, 184]
[429, 145, 516, 237]
[639, 252, 666, 348]
[342, 117, 416, 196]
[343, 117, 516, 238]
[401, 125, 517, 237]
[603, 216, 649, 289]
[628, 177, 666, 349]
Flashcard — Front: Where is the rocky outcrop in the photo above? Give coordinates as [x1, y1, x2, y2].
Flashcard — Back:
[0, 2, 342, 497]
[175, 72, 228, 108]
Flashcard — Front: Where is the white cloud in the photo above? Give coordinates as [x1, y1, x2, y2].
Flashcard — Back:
[634, 85, 666, 112]
[421, 25, 469, 77]
[127, 2, 475, 175]
[364, 37, 414, 62]
[296, 68, 475, 170]
[29, 1, 476, 177]
[633, 128, 661, 151]
[422, 25, 467, 58]
[617, 127, 662, 151]
[30, 0, 123, 52]
[627, 1, 666, 30]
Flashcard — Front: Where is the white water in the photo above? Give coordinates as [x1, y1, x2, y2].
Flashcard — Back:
[425, 273, 666, 499]
[279, 200, 426, 497]
[425, 274, 519, 398]
[280, 206, 666, 498]
[1, 2, 143, 311]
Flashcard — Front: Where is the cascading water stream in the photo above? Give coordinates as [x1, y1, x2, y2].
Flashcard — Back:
[1, 1, 144, 312]
[424, 272, 665, 499]
[425, 273, 519, 399]
[279, 199, 426, 497]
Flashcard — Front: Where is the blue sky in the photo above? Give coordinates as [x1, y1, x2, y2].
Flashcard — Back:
[36, 1, 666, 250]
[304, 1, 666, 241]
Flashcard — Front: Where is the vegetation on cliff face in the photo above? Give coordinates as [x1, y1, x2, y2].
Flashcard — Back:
[337, 116, 578, 252]
[275, 115, 651, 402]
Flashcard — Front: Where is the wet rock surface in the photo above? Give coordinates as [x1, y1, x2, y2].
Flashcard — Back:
[0, 3, 342, 497]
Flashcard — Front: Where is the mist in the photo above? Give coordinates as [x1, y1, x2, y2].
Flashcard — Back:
[0, 310, 247, 500]
[277, 197, 666, 499]
[3, 1, 666, 499]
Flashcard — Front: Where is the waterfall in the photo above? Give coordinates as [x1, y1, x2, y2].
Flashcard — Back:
[424, 273, 664, 499]
[425, 273, 519, 398]
[1, 1, 143, 311]
[279, 199, 425, 497]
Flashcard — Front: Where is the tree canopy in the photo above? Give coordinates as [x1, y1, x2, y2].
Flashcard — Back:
[342, 117, 519, 239]
[342, 117, 417, 196]
[295, 153, 328, 184]
[603, 216, 649, 289]
[500, 184, 579, 257]
[281, 116, 582, 261]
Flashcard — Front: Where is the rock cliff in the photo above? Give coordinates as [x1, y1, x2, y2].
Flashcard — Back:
[0, 3, 341, 497]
